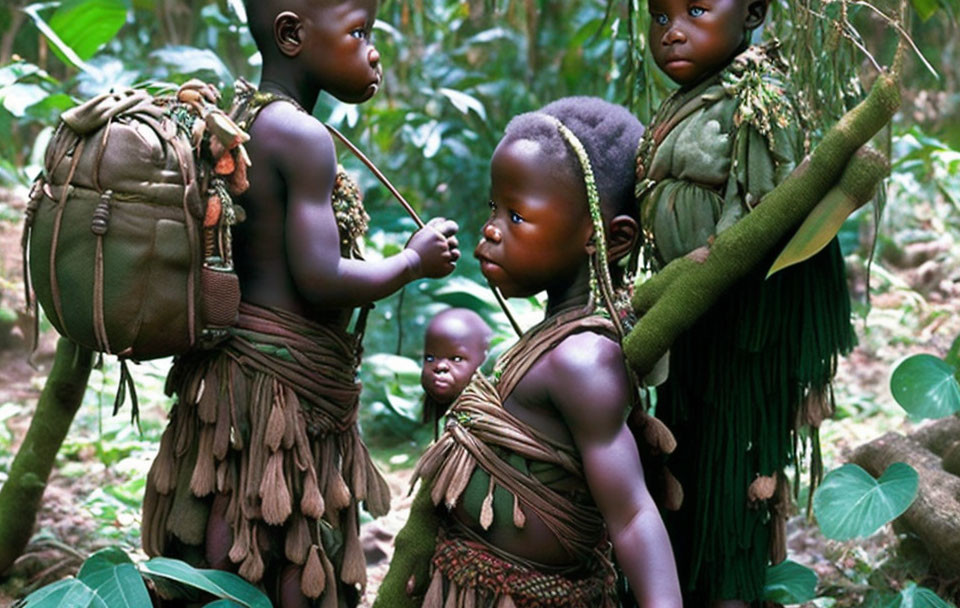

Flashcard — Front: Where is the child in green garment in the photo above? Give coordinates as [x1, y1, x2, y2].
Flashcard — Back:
[636, 0, 856, 606]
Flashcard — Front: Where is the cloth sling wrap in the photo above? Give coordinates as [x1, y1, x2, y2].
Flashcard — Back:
[635, 42, 856, 603]
[412, 306, 620, 607]
[142, 303, 390, 603]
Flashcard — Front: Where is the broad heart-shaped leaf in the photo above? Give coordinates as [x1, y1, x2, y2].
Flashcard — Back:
[20, 578, 100, 608]
[48, 0, 128, 61]
[763, 560, 818, 603]
[767, 180, 868, 277]
[140, 558, 271, 608]
[813, 463, 918, 541]
[890, 354, 960, 419]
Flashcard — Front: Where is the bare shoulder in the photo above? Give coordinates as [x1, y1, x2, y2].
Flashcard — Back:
[545, 330, 631, 433]
[247, 101, 336, 178]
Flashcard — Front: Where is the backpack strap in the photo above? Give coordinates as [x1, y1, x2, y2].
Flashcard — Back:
[48, 137, 86, 338]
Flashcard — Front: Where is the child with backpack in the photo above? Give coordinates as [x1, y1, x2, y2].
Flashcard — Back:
[141, 0, 460, 606]
[637, 0, 856, 605]
[376, 97, 683, 608]
[420, 307, 492, 439]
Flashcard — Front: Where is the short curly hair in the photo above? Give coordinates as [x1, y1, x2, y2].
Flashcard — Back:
[501, 97, 645, 221]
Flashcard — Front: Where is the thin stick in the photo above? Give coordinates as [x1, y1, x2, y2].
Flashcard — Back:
[327, 123, 524, 337]
[325, 123, 425, 228]
[491, 284, 523, 337]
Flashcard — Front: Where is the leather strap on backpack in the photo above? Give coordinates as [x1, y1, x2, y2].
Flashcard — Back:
[49, 137, 86, 339]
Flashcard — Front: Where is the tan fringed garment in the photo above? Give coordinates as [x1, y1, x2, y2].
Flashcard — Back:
[142, 302, 390, 603]
[412, 306, 620, 607]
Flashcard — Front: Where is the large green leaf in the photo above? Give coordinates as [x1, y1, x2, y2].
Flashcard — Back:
[813, 463, 918, 541]
[79, 562, 151, 608]
[47, 0, 127, 62]
[202, 570, 275, 608]
[763, 559, 818, 603]
[22, 3, 96, 73]
[20, 578, 99, 608]
[140, 557, 270, 608]
[890, 354, 960, 419]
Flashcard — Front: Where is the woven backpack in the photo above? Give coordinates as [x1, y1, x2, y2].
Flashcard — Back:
[22, 81, 249, 376]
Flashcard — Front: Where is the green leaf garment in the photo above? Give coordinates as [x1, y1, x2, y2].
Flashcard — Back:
[141, 87, 385, 608]
[636, 42, 856, 603]
[406, 307, 624, 608]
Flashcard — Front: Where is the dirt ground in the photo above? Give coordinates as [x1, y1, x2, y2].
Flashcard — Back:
[0, 181, 957, 606]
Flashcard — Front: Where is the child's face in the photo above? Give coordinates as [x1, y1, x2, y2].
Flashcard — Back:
[475, 138, 593, 299]
[648, 0, 750, 86]
[421, 324, 485, 404]
[301, 0, 382, 103]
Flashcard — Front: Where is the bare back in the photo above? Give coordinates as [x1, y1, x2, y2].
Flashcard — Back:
[233, 100, 353, 328]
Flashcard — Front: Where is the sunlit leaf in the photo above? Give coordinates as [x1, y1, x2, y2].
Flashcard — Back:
[890, 354, 960, 419]
[22, 3, 99, 74]
[0, 82, 48, 116]
[20, 578, 98, 608]
[438, 87, 486, 120]
[80, 563, 151, 608]
[768, 179, 872, 277]
[763, 560, 818, 603]
[813, 463, 918, 541]
[48, 0, 127, 61]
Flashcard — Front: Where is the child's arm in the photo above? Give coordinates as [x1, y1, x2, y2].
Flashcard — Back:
[263, 103, 459, 308]
[549, 332, 682, 607]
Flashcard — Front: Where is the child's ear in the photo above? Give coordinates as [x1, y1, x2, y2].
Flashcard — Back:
[744, 0, 769, 30]
[274, 11, 304, 57]
[606, 215, 639, 264]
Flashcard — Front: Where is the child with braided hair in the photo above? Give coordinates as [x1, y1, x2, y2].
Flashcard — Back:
[635, 0, 856, 605]
[141, 0, 460, 606]
[375, 97, 682, 608]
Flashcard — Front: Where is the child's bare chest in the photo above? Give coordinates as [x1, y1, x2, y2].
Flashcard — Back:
[500, 357, 575, 448]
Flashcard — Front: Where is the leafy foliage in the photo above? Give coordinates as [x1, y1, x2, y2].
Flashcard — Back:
[890, 352, 960, 419]
[763, 559, 818, 604]
[814, 463, 919, 541]
[17, 547, 269, 608]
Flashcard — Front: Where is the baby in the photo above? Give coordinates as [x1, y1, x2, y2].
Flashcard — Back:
[420, 308, 492, 438]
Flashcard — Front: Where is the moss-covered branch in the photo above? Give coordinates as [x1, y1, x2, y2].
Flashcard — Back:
[0, 338, 93, 574]
[622, 71, 900, 377]
[372, 482, 439, 608]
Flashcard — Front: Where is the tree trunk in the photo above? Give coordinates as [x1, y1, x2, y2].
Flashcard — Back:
[850, 431, 960, 576]
[910, 415, 960, 456]
[0, 338, 93, 574]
